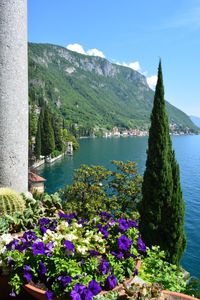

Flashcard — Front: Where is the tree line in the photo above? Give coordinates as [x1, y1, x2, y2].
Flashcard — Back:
[34, 105, 78, 160]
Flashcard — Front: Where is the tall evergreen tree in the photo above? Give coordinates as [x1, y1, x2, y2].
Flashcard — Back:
[168, 150, 186, 263]
[140, 61, 185, 264]
[53, 118, 64, 152]
[34, 114, 42, 160]
[41, 105, 55, 156]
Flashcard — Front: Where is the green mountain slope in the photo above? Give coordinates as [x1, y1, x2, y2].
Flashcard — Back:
[28, 43, 198, 135]
[190, 116, 200, 128]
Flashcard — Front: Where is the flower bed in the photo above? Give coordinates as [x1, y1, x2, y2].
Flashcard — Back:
[0, 212, 146, 300]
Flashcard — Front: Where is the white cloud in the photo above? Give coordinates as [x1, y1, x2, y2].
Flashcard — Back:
[66, 43, 105, 58]
[66, 43, 86, 55]
[116, 61, 141, 72]
[147, 75, 157, 90]
[127, 61, 141, 71]
[87, 48, 105, 58]
[67, 43, 157, 90]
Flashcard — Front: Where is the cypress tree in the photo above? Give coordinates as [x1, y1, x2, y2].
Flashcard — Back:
[41, 105, 55, 156]
[140, 61, 185, 264]
[53, 118, 64, 152]
[167, 150, 186, 263]
[34, 115, 42, 160]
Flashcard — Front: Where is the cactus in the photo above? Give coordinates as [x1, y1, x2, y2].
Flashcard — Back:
[0, 187, 25, 217]
[0, 217, 10, 234]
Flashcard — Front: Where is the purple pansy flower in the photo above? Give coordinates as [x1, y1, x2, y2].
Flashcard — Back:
[88, 250, 99, 257]
[137, 237, 146, 252]
[118, 218, 130, 231]
[9, 291, 16, 297]
[70, 290, 82, 300]
[71, 284, 93, 300]
[49, 220, 57, 231]
[70, 283, 87, 300]
[124, 252, 136, 259]
[99, 259, 110, 275]
[39, 218, 50, 226]
[99, 212, 111, 221]
[45, 290, 54, 300]
[111, 251, 124, 260]
[6, 239, 19, 251]
[78, 219, 88, 226]
[38, 261, 47, 276]
[81, 288, 93, 300]
[64, 240, 75, 252]
[88, 280, 102, 295]
[23, 272, 32, 282]
[73, 283, 86, 293]
[105, 275, 118, 290]
[58, 275, 72, 288]
[17, 238, 30, 251]
[108, 219, 115, 226]
[7, 256, 15, 267]
[7, 238, 29, 252]
[117, 235, 132, 251]
[45, 241, 54, 256]
[32, 241, 45, 256]
[23, 265, 32, 282]
[99, 227, 109, 238]
[58, 212, 77, 220]
[134, 268, 139, 276]
[40, 225, 48, 234]
[23, 230, 37, 242]
[128, 220, 138, 228]
[39, 218, 57, 233]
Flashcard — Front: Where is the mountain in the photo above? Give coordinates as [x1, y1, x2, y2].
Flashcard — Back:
[28, 43, 198, 135]
[190, 116, 200, 128]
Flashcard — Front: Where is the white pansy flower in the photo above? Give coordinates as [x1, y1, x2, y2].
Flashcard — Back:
[43, 230, 61, 243]
[76, 245, 88, 255]
[0, 233, 13, 245]
[64, 233, 78, 241]
[56, 221, 69, 232]
[82, 238, 90, 245]
[93, 235, 104, 243]
[72, 222, 82, 229]
[0, 234, 16, 255]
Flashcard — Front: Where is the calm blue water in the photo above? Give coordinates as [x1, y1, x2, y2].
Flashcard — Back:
[37, 135, 200, 278]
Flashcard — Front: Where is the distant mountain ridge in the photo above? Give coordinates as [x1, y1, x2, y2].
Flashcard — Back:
[28, 43, 198, 135]
[190, 116, 200, 128]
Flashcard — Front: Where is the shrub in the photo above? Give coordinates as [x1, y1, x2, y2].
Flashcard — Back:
[61, 161, 142, 219]
[138, 246, 186, 292]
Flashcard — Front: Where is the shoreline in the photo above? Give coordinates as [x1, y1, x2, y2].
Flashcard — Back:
[78, 132, 199, 139]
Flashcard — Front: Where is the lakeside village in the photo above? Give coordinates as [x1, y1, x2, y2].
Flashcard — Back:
[96, 124, 195, 138]
[31, 124, 192, 169]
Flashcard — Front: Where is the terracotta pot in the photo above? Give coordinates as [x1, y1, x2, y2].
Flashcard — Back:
[162, 290, 200, 300]
[24, 284, 55, 300]
[0, 275, 35, 300]
[24, 260, 142, 300]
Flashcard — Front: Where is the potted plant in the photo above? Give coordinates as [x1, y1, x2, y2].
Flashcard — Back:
[0, 212, 145, 300]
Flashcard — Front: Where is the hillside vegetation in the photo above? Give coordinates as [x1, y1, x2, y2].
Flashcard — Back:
[28, 43, 198, 136]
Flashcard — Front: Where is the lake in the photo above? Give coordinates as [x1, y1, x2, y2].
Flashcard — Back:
[37, 135, 200, 278]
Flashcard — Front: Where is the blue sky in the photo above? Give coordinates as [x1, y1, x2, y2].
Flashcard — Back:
[28, 0, 200, 117]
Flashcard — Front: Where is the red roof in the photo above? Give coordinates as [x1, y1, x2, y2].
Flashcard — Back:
[28, 172, 46, 183]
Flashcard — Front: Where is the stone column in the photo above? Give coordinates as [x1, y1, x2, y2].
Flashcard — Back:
[0, 0, 28, 192]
